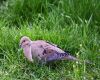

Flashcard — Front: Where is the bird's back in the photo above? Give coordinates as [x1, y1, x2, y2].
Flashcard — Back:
[30, 40, 65, 60]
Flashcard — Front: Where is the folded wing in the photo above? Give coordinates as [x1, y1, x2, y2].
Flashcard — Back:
[41, 46, 77, 63]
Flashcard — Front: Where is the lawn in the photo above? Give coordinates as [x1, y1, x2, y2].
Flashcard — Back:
[0, 0, 100, 80]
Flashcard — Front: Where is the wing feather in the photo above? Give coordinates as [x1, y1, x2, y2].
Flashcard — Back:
[41, 48, 77, 62]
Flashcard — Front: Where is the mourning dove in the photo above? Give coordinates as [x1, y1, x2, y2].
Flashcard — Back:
[19, 36, 78, 64]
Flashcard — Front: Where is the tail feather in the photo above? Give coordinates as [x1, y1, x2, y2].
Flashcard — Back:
[65, 55, 78, 61]
[43, 52, 93, 65]
[64, 54, 94, 65]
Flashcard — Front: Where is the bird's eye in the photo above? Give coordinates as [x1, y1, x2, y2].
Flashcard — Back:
[23, 40, 26, 42]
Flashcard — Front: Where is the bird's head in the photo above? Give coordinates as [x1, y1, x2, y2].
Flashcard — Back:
[19, 36, 31, 48]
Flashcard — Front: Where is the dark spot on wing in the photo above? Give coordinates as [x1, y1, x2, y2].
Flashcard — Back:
[42, 49, 47, 55]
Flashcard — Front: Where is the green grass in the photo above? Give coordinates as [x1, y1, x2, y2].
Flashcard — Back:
[0, 0, 100, 80]
[0, 0, 100, 26]
[0, 22, 100, 80]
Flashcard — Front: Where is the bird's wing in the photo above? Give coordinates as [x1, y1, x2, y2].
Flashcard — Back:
[23, 45, 33, 62]
[41, 46, 77, 62]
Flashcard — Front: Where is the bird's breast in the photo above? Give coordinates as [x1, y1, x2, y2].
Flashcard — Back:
[30, 44, 45, 59]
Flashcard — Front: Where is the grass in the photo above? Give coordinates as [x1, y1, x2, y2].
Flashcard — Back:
[0, 22, 100, 80]
[0, 0, 100, 80]
[0, 0, 100, 26]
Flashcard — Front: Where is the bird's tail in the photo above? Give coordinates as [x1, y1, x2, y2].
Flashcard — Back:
[64, 54, 78, 61]
[45, 52, 93, 65]
[63, 53, 94, 65]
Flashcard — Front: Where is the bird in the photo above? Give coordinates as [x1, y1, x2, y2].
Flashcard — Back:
[19, 36, 78, 64]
